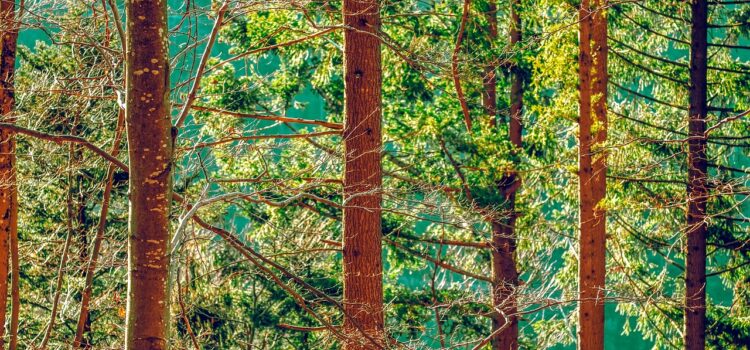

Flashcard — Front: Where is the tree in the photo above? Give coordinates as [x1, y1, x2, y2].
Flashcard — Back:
[685, 0, 708, 348]
[342, 0, 385, 347]
[0, 0, 19, 347]
[605, 1, 750, 347]
[578, 0, 608, 348]
[124, 0, 173, 348]
[0, 0, 746, 348]
[486, 0, 523, 348]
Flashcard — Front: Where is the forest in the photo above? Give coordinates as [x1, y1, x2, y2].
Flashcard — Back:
[0, 0, 749, 349]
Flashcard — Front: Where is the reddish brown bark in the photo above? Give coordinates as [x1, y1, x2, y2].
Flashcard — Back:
[0, 1, 18, 348]
[685, 1, 708, 349]
[577, 0, 607, 349]
[490, 218, 519, 350]
[124, 0, 173, 349]
[342, 0, 385, 348]
[487, 1, 523, 349]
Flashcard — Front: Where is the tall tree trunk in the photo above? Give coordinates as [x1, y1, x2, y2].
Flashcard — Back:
[487, 1, 522, 349]
[685, 1, 708, 349]
[0, 1, 18, 348]
[578, 0, 607, 349]
[124, 0, 173, 349]
[342, 0, 384, 348]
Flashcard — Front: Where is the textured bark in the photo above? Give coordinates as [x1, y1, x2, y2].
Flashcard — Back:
[0, 1, 18, 348]
[342, 0, 385, 348]
[7, 215, 14, 350]
[487, 1, 522, 349]
[685, 1, 708, 349]
[577, 1, 607, 349]
[490, 219, 519, 350]
[124, 0, 173, 349]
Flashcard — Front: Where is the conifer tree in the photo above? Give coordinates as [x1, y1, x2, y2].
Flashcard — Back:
[685, 0, 708, 348]
[578, 0, 608, 348]
[124, 0, 173, 348]
[342, 0, 385, 347]
[0, 1, 19, 347]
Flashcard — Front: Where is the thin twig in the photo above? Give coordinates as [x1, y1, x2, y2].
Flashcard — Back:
[0, 123, 127, 171]
[190, 105, 343, 130]
[175, 1, 230, 128]
[73, 108, 126, 347]
[39, 146, 76, 349]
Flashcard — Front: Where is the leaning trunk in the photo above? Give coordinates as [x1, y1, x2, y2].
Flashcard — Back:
[124, 0, 173, 349]
[578, 0, 608, 349]
[342, 0, 385, 348]
[685, 1, 708, 349]
[0, 1, 19, 348]
[74, 110, 124, 348]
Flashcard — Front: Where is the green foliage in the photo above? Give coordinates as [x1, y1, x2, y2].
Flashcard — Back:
[7, 0, 750, 348]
